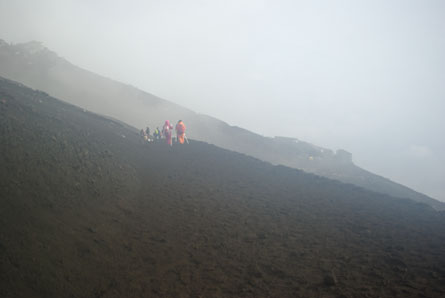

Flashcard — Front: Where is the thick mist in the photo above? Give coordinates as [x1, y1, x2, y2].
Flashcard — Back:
[1, 0, 444, 201]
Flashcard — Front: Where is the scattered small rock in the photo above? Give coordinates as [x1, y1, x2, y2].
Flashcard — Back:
[324, 271, 338, 286]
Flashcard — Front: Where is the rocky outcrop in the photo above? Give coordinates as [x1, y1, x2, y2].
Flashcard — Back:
[335, 149, 352, 163]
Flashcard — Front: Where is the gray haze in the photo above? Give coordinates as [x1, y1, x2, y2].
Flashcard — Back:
[1, 0, 444, 201]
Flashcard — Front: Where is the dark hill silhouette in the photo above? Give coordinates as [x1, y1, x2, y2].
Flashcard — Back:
[1, 77, 445, 297]
[0, 39, 443, 211]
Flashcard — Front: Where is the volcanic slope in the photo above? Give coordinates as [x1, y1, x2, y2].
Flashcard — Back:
[1, 77, 445, 298]
[0, 39, 443, 210]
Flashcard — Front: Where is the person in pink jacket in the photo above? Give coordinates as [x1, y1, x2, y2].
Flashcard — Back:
[162, 120, 173, 146]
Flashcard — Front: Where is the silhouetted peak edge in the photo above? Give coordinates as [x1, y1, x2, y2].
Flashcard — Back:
[0, 39, 64, 63]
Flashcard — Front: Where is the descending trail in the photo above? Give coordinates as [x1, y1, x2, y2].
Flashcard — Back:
[1, 77, 445, 297]
[1, 41, 443, 210]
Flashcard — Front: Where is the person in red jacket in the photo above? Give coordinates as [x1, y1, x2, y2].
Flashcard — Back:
[162, 120, 173, 146]
[175, 120, 186, 144]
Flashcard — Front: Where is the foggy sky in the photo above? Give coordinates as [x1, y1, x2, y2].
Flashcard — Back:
[1, 0, 444, 201]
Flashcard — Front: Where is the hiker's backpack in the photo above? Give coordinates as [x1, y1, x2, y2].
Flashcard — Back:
[177, 122, 185, 134]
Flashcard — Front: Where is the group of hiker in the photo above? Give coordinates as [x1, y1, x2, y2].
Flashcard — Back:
[140, 120, 187, 146]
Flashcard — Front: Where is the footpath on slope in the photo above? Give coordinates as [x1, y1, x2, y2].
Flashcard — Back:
[1, 77, 445, 298]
